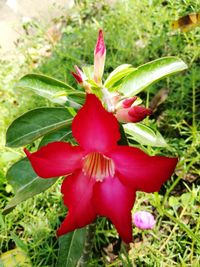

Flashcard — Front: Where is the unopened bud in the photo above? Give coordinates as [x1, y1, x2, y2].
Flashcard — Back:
[71, 65, 86, 84]
[94, 29, 106, 84]
[71, 66, 91, 93]
[128, 106, 152, 122]
[122, 97, 137, 108]
[115, 106, 152, 123]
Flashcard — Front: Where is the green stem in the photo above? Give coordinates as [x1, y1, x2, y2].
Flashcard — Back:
[192, 70, 196, 130]
[161, 176, 182, 208]
[76, 223, 96, 267]
[101, 87, 115, 112]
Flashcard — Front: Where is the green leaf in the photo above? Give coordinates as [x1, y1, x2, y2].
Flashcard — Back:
[0, 151, 20, 163]
[119, 57, 188, 96]
[15, 73, 84, 107]
[39, 127, 72, 148]
[3, 158, 57, 214]
[181, 193, 193, 206]
[169, 196, 180, 208]
[11, 233, 28, 253]
[6, 107, 73, 147]
[57, 229, 86, 267]
[82, 65, 94, 80]
[87, 79, 99, 90]
[104, 64, 135, 90]
[123, 123, 167, 147]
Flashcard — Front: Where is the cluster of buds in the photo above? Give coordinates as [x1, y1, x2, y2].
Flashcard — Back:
[71, 29, 106, 91]
[71, 29, 152, 124]
[114, 96, 152, 123]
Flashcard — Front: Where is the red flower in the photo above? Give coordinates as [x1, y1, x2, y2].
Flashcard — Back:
[24, 94, 177, 243]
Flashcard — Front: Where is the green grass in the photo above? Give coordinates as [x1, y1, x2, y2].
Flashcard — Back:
[0, 0, 200, 266]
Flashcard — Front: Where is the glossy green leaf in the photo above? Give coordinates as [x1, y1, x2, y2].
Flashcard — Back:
[15, 73, 84, 107]
[57, 229, 86, 267]
[87, 79, 99, 90]
[6, 107, 73, 147]
[3, 158, 57, 214]
[0, 151, 20, 163]
[119, 57, 188, 96]
[82, 65, 94, 80]
[104, 64, 135, 90]
[39, 127, 72, 148]
[123, 123, 167, 147]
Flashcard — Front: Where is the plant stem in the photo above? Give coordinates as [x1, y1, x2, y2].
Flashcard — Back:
[101, 87, 115, 112]
[158, 207, 200, 244]
[192, 70, 196, 130]
[76, 223, 96, 267]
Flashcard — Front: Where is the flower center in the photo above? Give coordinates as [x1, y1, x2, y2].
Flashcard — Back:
[82, 152, 115, 182]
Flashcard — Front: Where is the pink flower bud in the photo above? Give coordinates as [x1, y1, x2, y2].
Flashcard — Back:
[71, 65, 86, 84]
[122, 97, 137, 108]
[128, 106, 152, 122]
[71, 66, 91, 93]
[94, 29, 106, 56]
[94, 29, 106, 84]
[133, 211, 156, 230]
[115, 108, 131, 123]
[115, 105, 152, 123]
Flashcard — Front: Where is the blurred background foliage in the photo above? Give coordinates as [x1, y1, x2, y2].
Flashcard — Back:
[0, 0, 200, 266]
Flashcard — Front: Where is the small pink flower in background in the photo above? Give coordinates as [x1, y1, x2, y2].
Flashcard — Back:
[115, 96, 152, 123]
[133, 211, 156, 230]
[94, 29, 106, 84]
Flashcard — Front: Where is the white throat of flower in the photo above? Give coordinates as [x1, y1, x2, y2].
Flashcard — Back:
[82, 152, 115, 182]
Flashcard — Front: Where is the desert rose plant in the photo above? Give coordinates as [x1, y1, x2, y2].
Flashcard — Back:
[4, 30, 188, 266]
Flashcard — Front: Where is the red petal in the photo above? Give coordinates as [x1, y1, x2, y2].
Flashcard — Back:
[24, 142, 84, 178]
[57, 171, 96, 236]
[93, 176, 135, 243]
[110, 146, 178, 193]
[72, 94, 120, 153]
